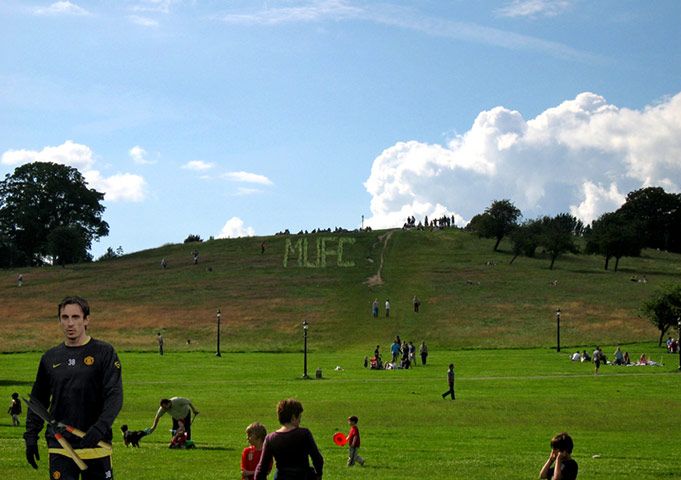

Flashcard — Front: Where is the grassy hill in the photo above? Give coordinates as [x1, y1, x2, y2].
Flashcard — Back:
[3, 228, 680, 353]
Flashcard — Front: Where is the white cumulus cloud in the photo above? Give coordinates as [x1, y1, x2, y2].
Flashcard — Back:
[1, 140, 146, 202]
[223, 171, 273, 185]
[129, 145, 154, 164]
[216, 217, 255, 238]
[182, 160, 214, 171]
[33, 1, 90, 16]
[364, 91, 681, 228]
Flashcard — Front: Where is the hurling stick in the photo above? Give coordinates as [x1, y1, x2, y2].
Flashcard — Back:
[54, 432, 88, 471]
[64, 425, 113, 450]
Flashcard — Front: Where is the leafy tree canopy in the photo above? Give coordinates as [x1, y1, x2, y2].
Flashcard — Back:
[0, 162, 109, 266]
[642, 284, 681, 346]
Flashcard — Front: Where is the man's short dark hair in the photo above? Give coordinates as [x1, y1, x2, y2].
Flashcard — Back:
[160, 399, 172, 408]
[348, 415, 358, 424]
[58, 296, 90, 318]
[550, 432, 574, 453]
[277, 398, 303, 425]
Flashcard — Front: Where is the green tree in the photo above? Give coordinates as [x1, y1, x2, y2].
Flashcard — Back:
[0, 162, 109, 265]
[47, 226, 91, 266]
[642, 285, 681, 346]
[617, 186, 681, 252]
[585, 211, 643, 271]
[468, 199, 522, 251]
[509, 219, 542, 264]
[539, 213, 579, 270]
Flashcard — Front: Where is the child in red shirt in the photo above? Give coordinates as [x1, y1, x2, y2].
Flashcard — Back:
[347, 415, 365, 467]
[241, 422, 271, 480]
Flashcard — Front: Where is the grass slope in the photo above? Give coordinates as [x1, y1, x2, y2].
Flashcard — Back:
[2, 228, 681, 353]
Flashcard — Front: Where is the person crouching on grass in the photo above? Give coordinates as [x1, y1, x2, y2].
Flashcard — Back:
[539, 432, 578, 480]
[241, 422, 271, 480]
[346, 416, 365, 467]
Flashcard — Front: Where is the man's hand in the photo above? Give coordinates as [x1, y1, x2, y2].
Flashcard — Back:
[81, 426, 104, 448]
[25, 443, 40, 469]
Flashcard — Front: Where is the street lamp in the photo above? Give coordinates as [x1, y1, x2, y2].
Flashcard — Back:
[556, 309, 561, 352]
[216, 308, 222, 357]
[302, 320, 309, 379]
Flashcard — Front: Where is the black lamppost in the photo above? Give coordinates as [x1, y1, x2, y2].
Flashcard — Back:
[302, 320, 309, 379]
[216, 308, 222, 357]
[556, 308, 561, 352]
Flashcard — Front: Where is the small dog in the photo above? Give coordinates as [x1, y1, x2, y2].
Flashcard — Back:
[121, 424, 147, 447]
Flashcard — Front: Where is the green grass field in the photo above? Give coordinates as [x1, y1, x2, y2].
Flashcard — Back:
[2, 346, 680, 479]
[2, 229, 681, 478]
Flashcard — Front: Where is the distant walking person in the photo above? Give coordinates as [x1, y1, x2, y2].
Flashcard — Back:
[441, 363, 455, 400]
[413, 295, 421, 313]
[157, 332, 164, 356]
[261, 241, 266, 255]
[419, 341, 428, 365]
[372, 299, 379, 318]
[8, 392, 21, 426]
[593, 346, 602, 375]
[17, 274, 23, 287]
[161, 258, 168, 269]
[385, 299, 390, 318]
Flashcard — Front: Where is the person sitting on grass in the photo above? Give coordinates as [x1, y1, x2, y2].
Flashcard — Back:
[539, 432, 578, 480]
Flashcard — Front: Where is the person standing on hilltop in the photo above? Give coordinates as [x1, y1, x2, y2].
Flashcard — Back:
[385, 299, 390, 318]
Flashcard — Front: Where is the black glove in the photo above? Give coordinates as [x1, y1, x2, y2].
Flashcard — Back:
[81, 426, 104, 448]
[25, 443, 40, 469]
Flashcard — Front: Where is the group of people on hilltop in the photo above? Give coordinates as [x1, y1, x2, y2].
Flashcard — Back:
[402, 215, 456, 230]
[368, 338, 428, 370]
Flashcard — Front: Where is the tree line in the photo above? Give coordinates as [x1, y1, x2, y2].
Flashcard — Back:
[466, 187, 681, 271]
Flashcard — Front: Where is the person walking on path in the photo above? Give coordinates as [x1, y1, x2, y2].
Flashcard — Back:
[385, 299, 390, 318]
[441, 363, 456, 400]
[157, 332, 164, 356]
[371, 299, 379, 318]
[24, 296, 123, 479]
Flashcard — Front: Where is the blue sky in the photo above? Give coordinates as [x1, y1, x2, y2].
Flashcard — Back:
[1, 0, 681, 257]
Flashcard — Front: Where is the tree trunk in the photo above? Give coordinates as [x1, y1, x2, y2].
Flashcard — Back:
[493, 237, 502, 252]
[510, 253, 519, 264]
[549, 254, 556, 270]
[604, 255, 610, 271]
[614, 256, 620, 272]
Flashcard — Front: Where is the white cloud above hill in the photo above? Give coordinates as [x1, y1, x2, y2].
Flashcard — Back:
[364, 91, 681, 228]
[216, 217, 255, 238]
[1, 140, 147, 202]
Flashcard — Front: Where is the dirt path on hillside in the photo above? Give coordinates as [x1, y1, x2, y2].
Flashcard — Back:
[366, 231, 393, 287]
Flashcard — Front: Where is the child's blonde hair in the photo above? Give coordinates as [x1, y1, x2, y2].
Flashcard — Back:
[246, 422, 267, 440]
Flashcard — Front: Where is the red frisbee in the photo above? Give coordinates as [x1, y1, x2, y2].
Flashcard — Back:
[333, 432, 347, 446]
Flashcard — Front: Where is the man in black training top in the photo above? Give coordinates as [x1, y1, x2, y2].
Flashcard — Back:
[24, 296, 123, 479]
